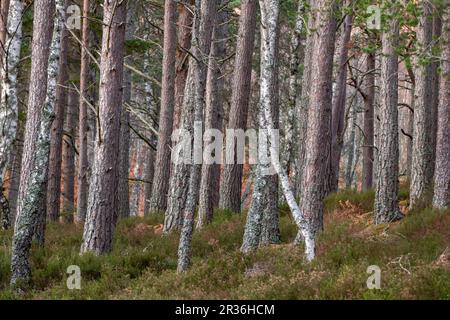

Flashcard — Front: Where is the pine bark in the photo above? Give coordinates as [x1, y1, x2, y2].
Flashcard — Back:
[80, 0, 127, 255]
[433, 9, 450, 209]
[149, 0, 178, 213]
[62, 90, 78, 221]
[10, 0, 55, 286]
[197, 3, 228, 228]
[173, 0, 194, 131]
[374, 5, 403, 224]
[362, 52, 375, 191]
[410, 1, 434, 207]
[299, 0, 338, 237]
[47, 0, 69, 222]
[219, 0, 257, 213]
[330, 9, 353, 193]
[76, 0, 90, 224]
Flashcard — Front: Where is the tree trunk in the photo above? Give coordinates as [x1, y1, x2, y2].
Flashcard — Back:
[433, 9, 450, 209]
[0, 0, 22, 229]
[118, 6, 135, 221]
[0, 0, 10, 73]
[10, 0, 55, 287]
[299, 0, 338, 237]
[330, 8, 353, 193]
[47, 0, 69, 222]
[173, 0, 194, 131]
[410, 1, 434, 208]
[374, 5, 403, 224]
[62, 90, 78, 222]
[197, 2, 228, 228]
[219, 0, 257, 213]
[149, 0, 178, 213]
[282, 0, 305, 199]
[177, 0, 218, 273]
[80, 0, 127, 255]
[295, 1, 315, 198]
[430, 11, 442, 180]
[76, 0, 90, 224]
[362, 52, 375, 191]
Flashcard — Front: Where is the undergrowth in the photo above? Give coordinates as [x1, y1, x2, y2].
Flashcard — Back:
[0, 189, 448, 299]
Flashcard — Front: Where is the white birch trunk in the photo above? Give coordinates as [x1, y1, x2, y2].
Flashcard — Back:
[0, 0, 23, 228]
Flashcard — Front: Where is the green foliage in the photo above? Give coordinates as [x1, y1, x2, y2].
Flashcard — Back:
[0, 191, 448, 299]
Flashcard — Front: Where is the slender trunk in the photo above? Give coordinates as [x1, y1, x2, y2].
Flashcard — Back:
[433, 9, 450, 208]
[362, 52, 375, 191]
[47, 0, 69, 222]
[76, 0, 90, 224]
[177, 0, 218, 273]
[118, 6, 135, 221]
[149, 0, 178, 212]
[197, 2, 228, 228]
[80, 0, 127, 255]
[62, 90, 78, 222]
[430, 11, 442, 180]
[0, 0, 22, 229]
[0, 0, 10, 72]
[374, 5, 403, 224]
[173, 0, 194, 131]
[330, 9, 353, 193]
[295, 2, 315, 198]
[219, 0, 257, 213]
[410, 1, 434, 208]
[10, 0, 55, 287]
[282, 0, 305, 199]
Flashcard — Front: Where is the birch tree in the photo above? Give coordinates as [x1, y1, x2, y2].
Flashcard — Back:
[176, 0, 218, 272]
[0, 0, 23, 229]
[10, 0, 55, 287]
[47, 0, 70, 222]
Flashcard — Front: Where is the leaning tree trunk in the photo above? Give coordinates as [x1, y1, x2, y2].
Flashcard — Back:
[362, 52, 375, 191]
[298, 0, 339, 238]
[197, 2, 228, 228]
[0, 0, 23, 229]
[10, 0, 55, 287]
[410, 1, 434, 208]
[330, 7, 353, 193]
[433, 8, 450, 209]
[374, 4, 403, 224]
[76, 0, 90, 224]
[149, 0, 178, 213]
[177, 0, 218, 273]
[80, 0, 127, 255]
[47, 0, 69, 222]
[242, 0, 315, 260]
[219, 0, 257, 213]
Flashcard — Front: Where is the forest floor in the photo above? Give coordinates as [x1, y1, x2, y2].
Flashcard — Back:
[0, 189, 449, 299]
